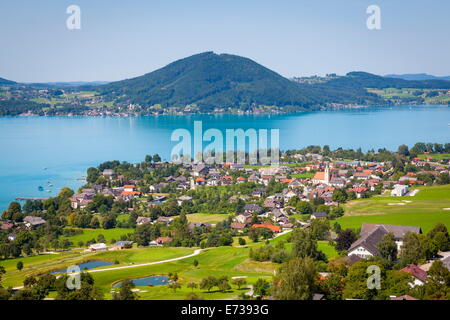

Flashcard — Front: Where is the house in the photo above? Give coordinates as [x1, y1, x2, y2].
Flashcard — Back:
[192, 164, 208, 176]
[188, 222, 212, 230]
[102, 169, 115, 177]
[391, 184, 409, 197]
[244, 204, 262, 215]
[136, 216, 152, 225]
[359, 223, 422, 250]
[311, 212, 328, 219]
[88, 243, 108, 252]
[236, 177, 246, 183]
[157, 216, 174, 225]
[400, 264, 427, 287]
[111, 241, 133, 250]
[251, 222, 281, 233]
[177, 195, 192, 205]
[0, 223, 14, 230]
[23, 216, 46, 228]
[235, 213, 252, 225]
[348, 223, 422, 258]
[347, 226, 387, 259]
[123, 185, 136, 192]
[155, 237, 173, 245]
[230, 222, 247, 231]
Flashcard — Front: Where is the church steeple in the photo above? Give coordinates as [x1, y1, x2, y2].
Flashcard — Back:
[325, 163, 330, 185]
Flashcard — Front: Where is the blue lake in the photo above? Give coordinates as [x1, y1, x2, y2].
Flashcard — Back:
[0, 104, 449, 210]
[51, 260, 114, 273]
[113, 275, 169, 287]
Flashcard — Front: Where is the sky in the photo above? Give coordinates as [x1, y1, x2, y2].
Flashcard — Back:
[0, 0, 449, 82]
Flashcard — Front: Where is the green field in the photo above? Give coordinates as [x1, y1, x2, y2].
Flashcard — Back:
[187, 213, 230, 224]
[418, 153, 450, 160]
[61, 228, 134, 246]
[336, 185, 450, 232]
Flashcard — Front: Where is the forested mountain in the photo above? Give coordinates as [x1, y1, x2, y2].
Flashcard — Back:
[99, 52, 323, 110]
[98, 52, 450, 110]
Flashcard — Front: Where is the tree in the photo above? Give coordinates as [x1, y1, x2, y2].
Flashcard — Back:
[332, 189, 348, 204]
[296, 201, 312, 214]
[253, 278, 270, 297]
[271, 257, 317, 300]
[424, 260, 450, 300]
[152, 154, 162, 162]
[343, 261, 385, 300]
[335, 229, 357, 252]
[377, 233, 398, 262]
[168, 282, 182, 293]
[397, 144, 410, 157]
[187, 282, 198, 292]
[232, 278, 247, 290]
[58, 187, 74, 199]
[217, 277, 231, 292]
[399, 232, 425, 266]
[200, 276, 218, 292]
[113, 280, 138, 300]
[16, 261, 24, 271]
[291, 229, 327, 261]
[193, 259, 199, 267]
[427, 223, 450, 251]
[238, 238, 246, 246]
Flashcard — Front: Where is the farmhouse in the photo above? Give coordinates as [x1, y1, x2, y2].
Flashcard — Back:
[348, 223, 422, 258]
[23, 216, 46, 229]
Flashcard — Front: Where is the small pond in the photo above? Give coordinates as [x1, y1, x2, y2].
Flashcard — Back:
[52, 260, 114, 274]
[113, 275, 169, 287]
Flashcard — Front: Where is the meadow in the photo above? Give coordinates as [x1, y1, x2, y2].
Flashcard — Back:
[336, 185, 450, 232]
[60, 228, 134, 246]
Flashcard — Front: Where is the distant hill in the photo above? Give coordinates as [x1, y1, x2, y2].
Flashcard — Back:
[0, 77, 16, 85]
[385, 73, 450, 81]
[99, 51, 326, 110]
[99, 52, 390, 110]
[325, 72, 450, 90]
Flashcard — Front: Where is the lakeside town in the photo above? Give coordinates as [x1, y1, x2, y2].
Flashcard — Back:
[1, 142, 450, 300]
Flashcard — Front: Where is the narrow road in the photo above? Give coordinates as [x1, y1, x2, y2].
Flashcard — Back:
[88, 249, 203, 273]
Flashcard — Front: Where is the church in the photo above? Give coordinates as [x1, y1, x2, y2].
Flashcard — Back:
[312, 164, 330, 185]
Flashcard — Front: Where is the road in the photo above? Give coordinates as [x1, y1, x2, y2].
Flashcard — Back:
[88, 249, 203, 273]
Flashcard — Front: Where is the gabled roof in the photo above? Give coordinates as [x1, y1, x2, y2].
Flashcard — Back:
[360, 223, 421, 240]
[349, 225, 389, 256]
[400, 264, 428, 283]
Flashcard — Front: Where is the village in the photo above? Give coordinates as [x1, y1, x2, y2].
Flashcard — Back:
[1, 144, 450, 300]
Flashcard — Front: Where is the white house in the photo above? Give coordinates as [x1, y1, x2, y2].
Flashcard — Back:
[391, 184, 409, 197]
